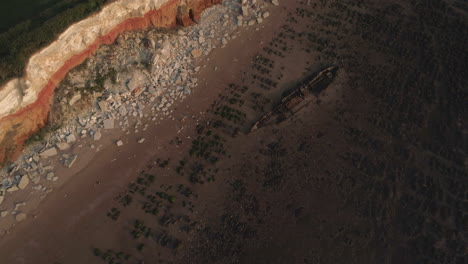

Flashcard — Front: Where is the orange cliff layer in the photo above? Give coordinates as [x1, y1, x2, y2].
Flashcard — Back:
[0, 0, 221, 165]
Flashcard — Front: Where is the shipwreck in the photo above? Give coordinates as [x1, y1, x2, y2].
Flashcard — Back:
[250, 65, 339, 132]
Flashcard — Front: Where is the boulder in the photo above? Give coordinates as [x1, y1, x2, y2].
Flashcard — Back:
[116, 140, 124, 147]
[191, 49, 203, 58]
[98, 101, 109, 112]
[66, 134, 76, 143]
[15, 213, 26, 222]
[241, 6, 249, 16]
[127, 71, 148, 96]
[93, 131, 102, 141]
[119, 105, 128, 116]
[40, 147, 58, 157]
[56, 142, 70, 151]
[103, 119, 115, 129]
[7, 186, 19, 192]
[18, 176, 29, 190]
[46, 172, 55, 181]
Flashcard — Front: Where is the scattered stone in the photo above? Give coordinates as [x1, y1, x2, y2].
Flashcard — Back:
[64, 155, 78, 168]
[127, 71, 147, 95]
[191, 49, 203, 58]
[7, 186, 18, 192]
[241, 6, 249, 16]
[31, 176, 40, 184]
[66, 134, 76, 143]
[248, 20, 255, 26]
[272, 0, 279, 5]
[93, 131, 102, 141]
[69, 93, 81, 106]
[14, 202, 25, 211]
[0, 211, 7, 218]
[46, 172, 55, 181]
[18, 176, 29, 190]
[15, 213, 26, 222]
[138, 138, 145, 144]
[119, 105, 128, 116]
[103, 119, 115, 129]
[116, 140, 124, 147]
[0, 195, 3, 205]
[56, 142, 70, 151]
[40, 147, 58, 158]
[98, 101, 109, 112]
[263, 12, 270, 18]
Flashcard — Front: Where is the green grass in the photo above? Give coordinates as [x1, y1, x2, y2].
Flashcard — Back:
[0, 0, 108, 87]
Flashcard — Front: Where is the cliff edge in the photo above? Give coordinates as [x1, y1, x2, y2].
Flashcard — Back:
[0, 0, 221, 164]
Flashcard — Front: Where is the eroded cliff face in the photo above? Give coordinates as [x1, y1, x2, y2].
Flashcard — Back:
[0, 0, 221, 164]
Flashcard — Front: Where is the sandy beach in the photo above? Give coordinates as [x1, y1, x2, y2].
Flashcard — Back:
[0, 0, 466, 263]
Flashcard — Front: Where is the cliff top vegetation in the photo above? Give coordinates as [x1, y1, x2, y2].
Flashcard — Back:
[0, 0, 109, 88]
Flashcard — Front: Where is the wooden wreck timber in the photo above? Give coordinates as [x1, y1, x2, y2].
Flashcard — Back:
[250, 65, 339, 132]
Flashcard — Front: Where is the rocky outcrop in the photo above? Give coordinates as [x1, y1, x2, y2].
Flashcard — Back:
[0, 0, 221, 165]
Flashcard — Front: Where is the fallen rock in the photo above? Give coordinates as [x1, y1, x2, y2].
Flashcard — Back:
[69, 93, 82, 106]
[18, 176, 29, 190]
[93, 131, 102, 141]
[56, 142, 70, 151]
[191, 49, 203, 58]
[241, 6, 249, 16]
[14, 202, 25, 211]
[116, 140, 124, 147]
[127, 71, 148, 95]
[119, 105, 128, 116]
[46, 172, 55, 181]
[15, 213, 26, 222]
[31, 176, 40, 184]
[40, 147, 58, 158]
[103, 119, 115, 129]
[64, 155, 78, 168]
[7, 186, 19, 193]
[98, 101, 109, 112]
[138, 138, 146, 143]
[66, 134, 76, 143]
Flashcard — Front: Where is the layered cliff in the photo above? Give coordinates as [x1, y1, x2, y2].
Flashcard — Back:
[0, 0, 221, 164]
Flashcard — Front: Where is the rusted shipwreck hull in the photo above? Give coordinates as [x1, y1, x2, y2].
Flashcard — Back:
[250, 65, 339, 132]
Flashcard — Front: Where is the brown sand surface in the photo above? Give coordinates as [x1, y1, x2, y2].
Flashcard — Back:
[0, 0, 466, 263]
[0, 3, 291, 263]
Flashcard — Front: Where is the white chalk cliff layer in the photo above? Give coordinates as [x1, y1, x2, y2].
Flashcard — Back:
[0, 0, 220, 164]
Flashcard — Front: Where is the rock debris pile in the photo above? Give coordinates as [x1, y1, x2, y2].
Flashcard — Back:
[0, 0, 277, 227]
